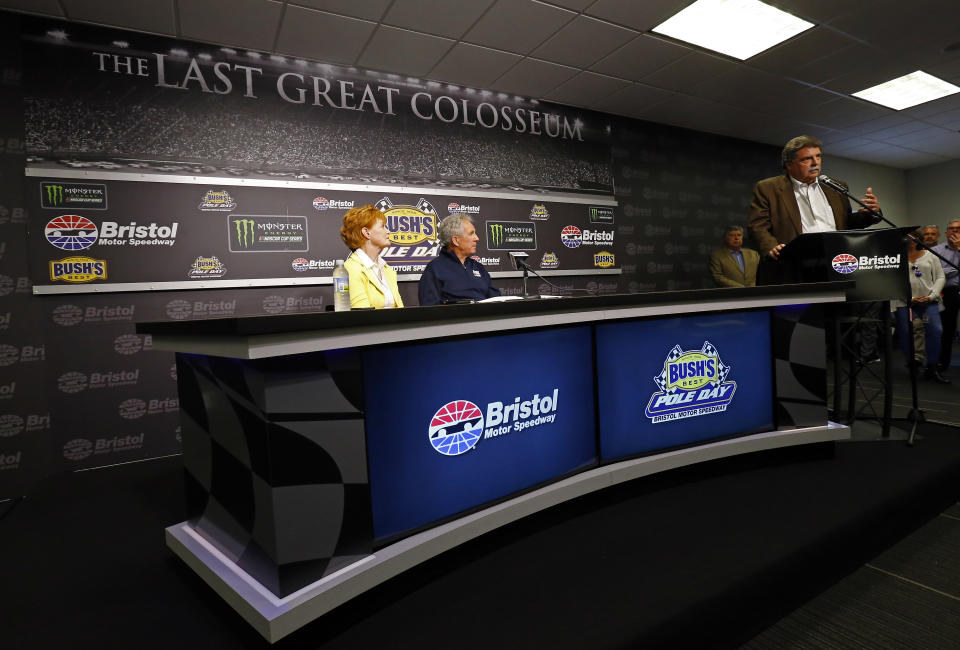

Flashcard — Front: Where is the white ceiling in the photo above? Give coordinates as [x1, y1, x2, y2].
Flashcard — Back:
[6, 0, 960, 169]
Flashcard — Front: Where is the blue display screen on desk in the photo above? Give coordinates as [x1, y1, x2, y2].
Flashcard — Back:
[596, 311, 773, 461]
[363, 326, 597, 542]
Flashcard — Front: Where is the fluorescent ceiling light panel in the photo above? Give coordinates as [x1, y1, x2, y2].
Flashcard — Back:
[652, 0, 814, 60]
[852, 71, 960, 110]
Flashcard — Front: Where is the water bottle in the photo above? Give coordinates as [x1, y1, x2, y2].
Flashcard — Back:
[332, 259, 350, 311]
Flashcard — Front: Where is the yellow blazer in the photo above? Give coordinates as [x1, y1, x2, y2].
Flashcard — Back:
[344, 252, 404, 309]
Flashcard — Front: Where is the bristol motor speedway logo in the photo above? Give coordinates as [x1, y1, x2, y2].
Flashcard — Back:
[832, 253, 858, 274]
[428, 389, 560, 456]
[644, 341, 736, 424]
[45, 215, 98, 250]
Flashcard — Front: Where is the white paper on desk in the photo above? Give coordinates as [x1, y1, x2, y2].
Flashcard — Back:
[478, 295, 523, 303]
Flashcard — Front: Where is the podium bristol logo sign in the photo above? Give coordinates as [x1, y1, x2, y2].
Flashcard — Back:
[428, 390, 560, 455]
[645, 341, 736, 423]
[428, 400, 484, 456]
[831, 253, 859, 274]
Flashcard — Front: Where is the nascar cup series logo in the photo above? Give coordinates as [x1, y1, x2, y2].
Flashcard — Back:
[832, 253, 858, 274]
[375, 196, 439, 263]
[645, 341, 736, 423]
[428, 389, 560, 456]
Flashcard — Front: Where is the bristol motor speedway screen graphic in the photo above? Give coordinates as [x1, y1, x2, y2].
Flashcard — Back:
[595, 311, 773, 461]
[363, 326, 596, 541]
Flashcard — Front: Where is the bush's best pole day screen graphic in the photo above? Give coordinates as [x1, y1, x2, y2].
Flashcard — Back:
[362, 327, 596, 541]
[595, 311, 773, 461]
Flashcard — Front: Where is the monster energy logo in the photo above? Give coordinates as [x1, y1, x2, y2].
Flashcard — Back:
[489, 223, 504, 246]
[46, 185, 64, 206]
[233, 218, 255, 248]
[40, 182, 107, 209]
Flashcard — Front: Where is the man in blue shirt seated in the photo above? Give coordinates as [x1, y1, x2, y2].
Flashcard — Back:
[418, 214, 501, 305]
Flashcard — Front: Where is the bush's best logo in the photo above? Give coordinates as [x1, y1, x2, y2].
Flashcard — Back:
[199, 189, 237, 211]
[229, 215, 308, 252]
[188, 256, 227, 279]
[594, 251, 615, 268]
[529, 204, 549, 220]
[312, 196, 355, 211]
[41, 182, 107, 209]
[375, 196, 439, 263]
[49, 257, 107, 283]
[487, 221, 537, 250]
[428, 389, 560, 456]
[645, 341, 736, 424]
[45, 215, 98, 250]
[832, 253, 858, 274]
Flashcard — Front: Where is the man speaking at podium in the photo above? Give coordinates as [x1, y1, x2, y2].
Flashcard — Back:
[748, 135, 881, 273]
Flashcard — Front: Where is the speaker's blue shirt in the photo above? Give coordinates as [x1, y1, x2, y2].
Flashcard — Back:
[418, 248, 501, 305]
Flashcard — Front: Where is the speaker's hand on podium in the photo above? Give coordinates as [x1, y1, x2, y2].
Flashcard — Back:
[768, 242, 786, 260]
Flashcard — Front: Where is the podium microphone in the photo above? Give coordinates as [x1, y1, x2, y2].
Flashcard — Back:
[818, 174, 848, 195]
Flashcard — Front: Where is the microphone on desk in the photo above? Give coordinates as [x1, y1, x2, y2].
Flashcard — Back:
[509, 251, 530, 271]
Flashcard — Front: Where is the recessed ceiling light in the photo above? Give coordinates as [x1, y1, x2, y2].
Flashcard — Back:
[852, 71, 960, 110]
[652, 0, 814, 60]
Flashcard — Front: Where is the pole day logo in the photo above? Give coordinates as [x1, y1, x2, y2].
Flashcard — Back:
[375, 197, 439, 264]
[428, 389, 560, 456]
[645, 341, 737, 423]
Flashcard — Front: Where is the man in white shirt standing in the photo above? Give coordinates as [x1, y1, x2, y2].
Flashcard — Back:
[748, 135, 881, 269]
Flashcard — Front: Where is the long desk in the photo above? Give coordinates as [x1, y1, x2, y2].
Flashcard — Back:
[138, 282, 852, 642]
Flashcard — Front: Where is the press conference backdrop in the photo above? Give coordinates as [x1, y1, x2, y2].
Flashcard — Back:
[0, 10, 823, 498]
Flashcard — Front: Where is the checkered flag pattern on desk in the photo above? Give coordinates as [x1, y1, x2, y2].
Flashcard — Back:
[176, 352, 372, 598]
[771, 304, 828, 428]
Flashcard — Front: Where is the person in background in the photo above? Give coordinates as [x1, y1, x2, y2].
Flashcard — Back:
[709, 225, 759, 288]
[932, 219, 960, 373]
[921, 224, 940, 248]
[418, 214, 500, 305]
[339, 204, 404, 309]
[892, 230, 948, 383]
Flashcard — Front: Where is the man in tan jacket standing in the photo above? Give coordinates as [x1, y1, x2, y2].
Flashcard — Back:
[710, 226, 759, 288]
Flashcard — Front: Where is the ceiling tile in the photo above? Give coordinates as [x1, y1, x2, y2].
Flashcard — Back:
[291, 0, 391, 22]
[530, 15, 636, 69]
[884, 126, 956, 148]
[902, 132, 960, 157]
[180, 0, 282, 51]
[589, 34, 689, 81]
[838, 113, 917, 136]
[463, 0, 575, 55]
[542, 71, 629, 108]
[62, 0, 175, 35]
[490, 58, 579, 97]
[428, 43, 522, 89]
[748, 26, 860, 77]
[275, 5, 376, 64]
[585, 0, 691, 31]
[640, 51, 739, 93]
[695, 67, 818, 114]
[593, 83, 675, 118]
[383, 0, 496, 39]
[548, 0, 593, 10]
[856, 121, 932, 141]
[2, 0, 62, 15]
[808, 97, 892, 129]
[358, 25, 454, 77]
